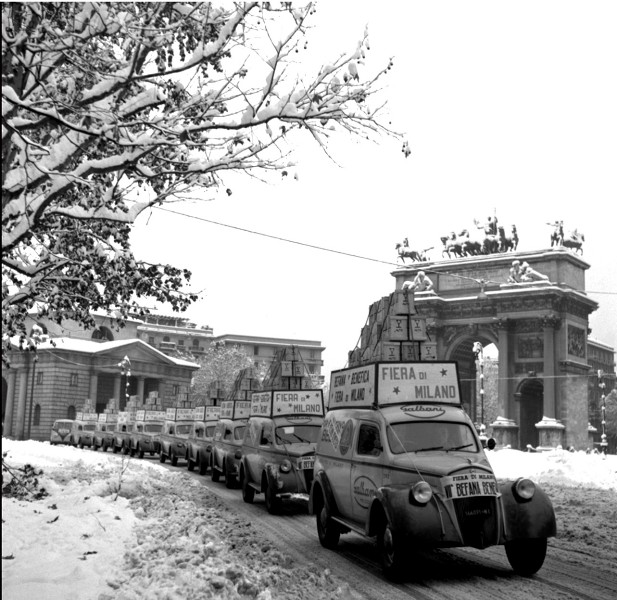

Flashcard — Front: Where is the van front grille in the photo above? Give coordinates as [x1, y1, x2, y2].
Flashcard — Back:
[453, 496, 498, 548]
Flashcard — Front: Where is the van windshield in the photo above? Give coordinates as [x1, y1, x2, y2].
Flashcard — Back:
[176, 424, 191, 435]
[52, 421, 72, 430]
[84, 424, 96, 431]
[387, 422, 479, 454]
[145, 424, 163, 433]
[275, 425, 321, 445]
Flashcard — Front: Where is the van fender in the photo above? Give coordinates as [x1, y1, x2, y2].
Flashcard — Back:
[262, 463, 281, 492]
[309, 470, 338, 517]
[499, 481, 557, 541]
[367, 485, 444, 540]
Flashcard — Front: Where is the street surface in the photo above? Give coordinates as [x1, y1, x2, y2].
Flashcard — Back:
[150, 457, 617, 600]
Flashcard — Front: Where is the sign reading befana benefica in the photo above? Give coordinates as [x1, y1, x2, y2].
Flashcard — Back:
[220, 400, 251, 420]
[192, 406, 221, 421]
[329, 362, 461, 408]
[250, 390, 324, 417]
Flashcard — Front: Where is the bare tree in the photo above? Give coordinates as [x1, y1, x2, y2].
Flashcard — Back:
[2, 2, 403, 356]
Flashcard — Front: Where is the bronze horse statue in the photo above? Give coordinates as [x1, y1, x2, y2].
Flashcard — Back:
[498, 225, 519, 252]
[547, 221, 584, 254]
[440, 233, 464, 258]
[396, 243, 432, 263]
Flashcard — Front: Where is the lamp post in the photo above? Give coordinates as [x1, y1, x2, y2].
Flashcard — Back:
[473, 341, 487, 446]
[598, 370, 608, 455]
[119, 355, 131, 409]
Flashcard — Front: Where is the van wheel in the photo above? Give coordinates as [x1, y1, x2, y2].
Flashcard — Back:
[198, 458, 208, 476]
[316, 501, 340, 549]
[171, 454, 178, 466]
[138, 446, 145, 459]
[187, 454, 195, 471]
[129, 447, 136, 457]
[378, 521, 408, 581]
[264, 479, 282, 514]
[113, 444, 119, 454]
[505, 538, 547, 576]
[225, 462, 237, 489]
[241, 471, 255, 503]
[159, 452, 166, 463]
[91, 444, 98, 452]
[211, 460, 220, 482]
[78, 440, 84, 449]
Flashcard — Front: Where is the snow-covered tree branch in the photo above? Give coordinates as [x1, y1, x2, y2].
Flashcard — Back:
[2, 2, 403, 357]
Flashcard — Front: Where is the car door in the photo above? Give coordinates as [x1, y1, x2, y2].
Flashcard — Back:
[351, 421, 384, 524]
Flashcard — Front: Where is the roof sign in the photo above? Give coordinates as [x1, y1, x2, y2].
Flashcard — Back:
[329, 362, 461, 409]
[136, 410, 167, 422]
[220, 400, 251, 420]
[250, 390, 325, 418]
[165, 407, 194, 421]
[192, 406, 221, 422]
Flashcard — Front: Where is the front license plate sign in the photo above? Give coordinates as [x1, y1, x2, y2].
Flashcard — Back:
[443, 472, 498, 499]
[297, 457, 315, 470]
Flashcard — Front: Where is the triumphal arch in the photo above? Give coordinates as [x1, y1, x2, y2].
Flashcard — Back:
[391, 248, 598, 450]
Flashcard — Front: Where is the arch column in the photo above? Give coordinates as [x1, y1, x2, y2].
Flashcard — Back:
[542, 316, 560, 419]
[496, 318, 513, 420]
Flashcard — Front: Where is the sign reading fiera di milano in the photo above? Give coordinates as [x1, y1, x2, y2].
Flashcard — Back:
[329, 362, 461, 408]
[250, 390, 324, 418]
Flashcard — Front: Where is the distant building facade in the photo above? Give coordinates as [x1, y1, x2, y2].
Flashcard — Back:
[209, 333, 325, 385]
[2, 312, 325, 441]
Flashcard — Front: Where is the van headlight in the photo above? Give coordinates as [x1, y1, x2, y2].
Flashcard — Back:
[410, 481, 432, 505]
[280, 459, 292, 473]
[512, 477, 535, 501]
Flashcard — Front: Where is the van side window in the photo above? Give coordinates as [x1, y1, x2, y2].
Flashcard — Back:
[260, 424, 274, 446]
[357, 424, 381, 456]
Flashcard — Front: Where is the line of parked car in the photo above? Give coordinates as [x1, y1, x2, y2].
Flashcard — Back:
[49, 361, 557, 580]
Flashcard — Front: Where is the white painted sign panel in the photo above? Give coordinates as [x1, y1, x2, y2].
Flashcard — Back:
[329, 362, 461, 408]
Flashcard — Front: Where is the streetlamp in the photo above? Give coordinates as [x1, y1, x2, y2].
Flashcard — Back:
[473, 341, 487, 446]
[598, 370, 608, 455]
[119, 355, 131, 409]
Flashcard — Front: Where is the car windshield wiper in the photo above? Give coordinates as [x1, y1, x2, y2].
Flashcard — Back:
[446, 443, 475, 451]
[414, 445, 444, 452]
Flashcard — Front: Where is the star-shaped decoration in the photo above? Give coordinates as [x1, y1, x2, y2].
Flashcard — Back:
[440, 369, 448, 376]
[393, 387, 400, 395]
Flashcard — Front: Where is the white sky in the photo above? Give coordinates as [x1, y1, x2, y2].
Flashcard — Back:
[130, 1, 617, 376]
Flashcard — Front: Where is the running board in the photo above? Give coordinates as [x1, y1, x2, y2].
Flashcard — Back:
[331, 516, 365, 536]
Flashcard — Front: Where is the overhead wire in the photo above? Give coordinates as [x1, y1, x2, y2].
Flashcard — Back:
[154, 206, 617, 296]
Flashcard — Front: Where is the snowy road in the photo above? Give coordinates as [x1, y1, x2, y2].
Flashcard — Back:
[155, 459, 617, 600]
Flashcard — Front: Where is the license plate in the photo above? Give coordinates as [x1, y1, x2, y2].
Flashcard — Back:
[297, 457, 315, 470]
[442, 473, 498, 500]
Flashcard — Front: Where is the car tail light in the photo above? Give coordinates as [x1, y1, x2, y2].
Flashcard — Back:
[280, 459, 292, 473]
[512, 477, 535, 501]
[410, 481, 432, 505]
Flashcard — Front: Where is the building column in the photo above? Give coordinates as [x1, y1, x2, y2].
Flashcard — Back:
[542, 316, 560, 419]
[113, 375, 122, 407]
[89, 372, 99, 404]
[136, 376, 145, 404]
[16, 367, 29, 440]
[3, 370, 17, 437]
